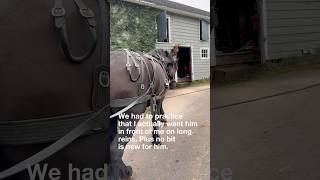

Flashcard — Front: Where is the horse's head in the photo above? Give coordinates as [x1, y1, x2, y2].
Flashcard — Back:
[149, 49, 178, 82]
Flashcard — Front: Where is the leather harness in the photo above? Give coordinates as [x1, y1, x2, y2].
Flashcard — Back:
[0, 48, 171, 179]
[110, 50, 170, 115]
[0, 0, 107, 178]
[52, 0, 97, 63]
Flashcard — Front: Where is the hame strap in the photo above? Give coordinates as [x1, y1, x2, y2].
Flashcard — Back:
[52, 0, 97, 63]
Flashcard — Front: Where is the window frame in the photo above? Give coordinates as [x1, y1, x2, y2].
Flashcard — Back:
[200, 47, 209, 59]
[156, 14, 171, 43]
[200, 20, 210, 41]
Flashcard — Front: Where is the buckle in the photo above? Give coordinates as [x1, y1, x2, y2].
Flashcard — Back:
[79, 8, 96, 27]
[153, 103, 157, 112]
[51, 7, 66, 17]
[79, 8, 95, 18]
[99, 71, 109, 88]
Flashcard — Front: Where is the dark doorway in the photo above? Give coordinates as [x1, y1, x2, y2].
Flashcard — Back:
[215, 0, 260, 54]
[177, 47, 192, 82]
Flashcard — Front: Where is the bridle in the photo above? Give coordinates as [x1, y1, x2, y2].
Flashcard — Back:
[148, 50, 177, 82]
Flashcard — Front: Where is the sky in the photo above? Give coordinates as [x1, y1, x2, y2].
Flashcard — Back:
[170, 0, 210, 12]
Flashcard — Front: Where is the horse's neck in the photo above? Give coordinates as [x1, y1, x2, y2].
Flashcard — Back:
[142, 54, 167, 81]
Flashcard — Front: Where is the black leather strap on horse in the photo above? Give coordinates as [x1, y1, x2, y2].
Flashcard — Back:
[52, 0, 97, 63]
[0, 111, 105, 146]
[125, 49, 142, 82]
[0, 106, 107, 180]
[110, 86, 152, 118]
[111, 50, 168, 110]
[144, 53, 170, 89]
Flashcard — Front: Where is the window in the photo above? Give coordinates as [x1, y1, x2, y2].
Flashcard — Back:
[200, 48, 209, 59]
[200, 20, 209, 41]
[156, 11, 170, 42]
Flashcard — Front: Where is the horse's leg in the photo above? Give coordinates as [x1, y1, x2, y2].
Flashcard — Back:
[159, 101, 167, 125]
[110, 117, 123, 180]
[110, 105, 146, 179]
[152, 99, 163, 145]
[110, 118, 138, 180]
[156, 97, 167, 124]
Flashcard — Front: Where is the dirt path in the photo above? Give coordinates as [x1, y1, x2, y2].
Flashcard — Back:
[213, 69, 320, 180]
[123, 84, 210, 180]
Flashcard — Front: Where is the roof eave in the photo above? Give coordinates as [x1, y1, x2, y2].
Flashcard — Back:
[123, 0, 210, 21]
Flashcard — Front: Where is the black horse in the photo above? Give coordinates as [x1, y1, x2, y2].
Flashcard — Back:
[110, 49, 178, 179]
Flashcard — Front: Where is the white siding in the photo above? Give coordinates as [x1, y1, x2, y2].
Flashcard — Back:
[266, 0, 320, 59]
[156, 13, 210, 80]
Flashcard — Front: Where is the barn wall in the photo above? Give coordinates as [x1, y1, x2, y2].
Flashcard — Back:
[156, 12, 210, 80]
[266, 0, 320, 59]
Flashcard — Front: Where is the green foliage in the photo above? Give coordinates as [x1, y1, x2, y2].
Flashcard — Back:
[110, 1, 160, 52]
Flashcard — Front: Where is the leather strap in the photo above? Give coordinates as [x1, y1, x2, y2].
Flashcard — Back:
[110, 87, 151, 119]
[0, 106, 107, 180]
[111, 95, 151, 108]
[110, 50, 168, 109]
[125, 50, 142, 82]
[0, 111, 105, 146]
[52, 0, 97, 63]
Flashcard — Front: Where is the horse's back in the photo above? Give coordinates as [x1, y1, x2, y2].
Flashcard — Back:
[110, 51, 140, 100]
[110, 50, 168, 101]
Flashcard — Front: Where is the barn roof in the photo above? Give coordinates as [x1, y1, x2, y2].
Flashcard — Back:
[123, 0, 210, 20]
[143, 0, 210, 17]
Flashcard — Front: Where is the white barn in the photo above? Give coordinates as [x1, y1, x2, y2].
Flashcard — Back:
[125, 0, 210, 82]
